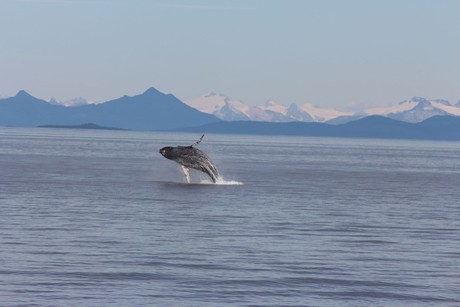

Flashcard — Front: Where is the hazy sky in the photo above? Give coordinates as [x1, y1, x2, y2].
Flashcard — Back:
[1, 0, 459, 110]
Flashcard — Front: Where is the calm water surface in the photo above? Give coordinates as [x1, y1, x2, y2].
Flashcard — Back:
[1, 127, 459, 306]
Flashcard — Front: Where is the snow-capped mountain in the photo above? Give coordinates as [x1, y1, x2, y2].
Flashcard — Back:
[184, 93, 352, 123]
[185, 93, 293, 122]
[364, 97, 460, 123]
[184, 92, 250, 121]
[298, 103, 354, 122]
[49, 97, 97, 107]
[186, 93, 460, 124]
[185, 93, 288, 122]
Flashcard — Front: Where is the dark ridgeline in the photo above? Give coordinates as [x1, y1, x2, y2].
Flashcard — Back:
[177, 115, 460, 141]
[0, 87, 221, 130]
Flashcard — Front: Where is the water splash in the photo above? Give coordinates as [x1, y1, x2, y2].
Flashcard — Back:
[199, 177, 243, 185]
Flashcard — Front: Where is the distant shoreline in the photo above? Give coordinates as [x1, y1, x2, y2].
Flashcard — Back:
[38, 123, 126, 131]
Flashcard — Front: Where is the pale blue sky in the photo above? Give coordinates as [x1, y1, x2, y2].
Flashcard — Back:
[1, 0, 459, 110]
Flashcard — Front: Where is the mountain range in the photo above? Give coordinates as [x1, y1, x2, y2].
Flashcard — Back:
[1, 87, 460, 140]
[184, 92, 354, 123]
[184, 93, 460, 124]
[0, 88, 220, 130]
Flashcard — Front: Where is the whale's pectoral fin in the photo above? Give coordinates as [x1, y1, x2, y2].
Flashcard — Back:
[181, 165, 191, 183]
[201, 166, 218, 183]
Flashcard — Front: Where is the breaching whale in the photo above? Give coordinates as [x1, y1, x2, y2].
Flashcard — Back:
[160, 135, 219, 183]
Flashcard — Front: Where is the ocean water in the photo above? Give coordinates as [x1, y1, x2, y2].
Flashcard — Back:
[0, 127, 459, 307]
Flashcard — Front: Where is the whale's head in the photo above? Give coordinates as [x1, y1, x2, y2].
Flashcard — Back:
[159, 146, 173, 159]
